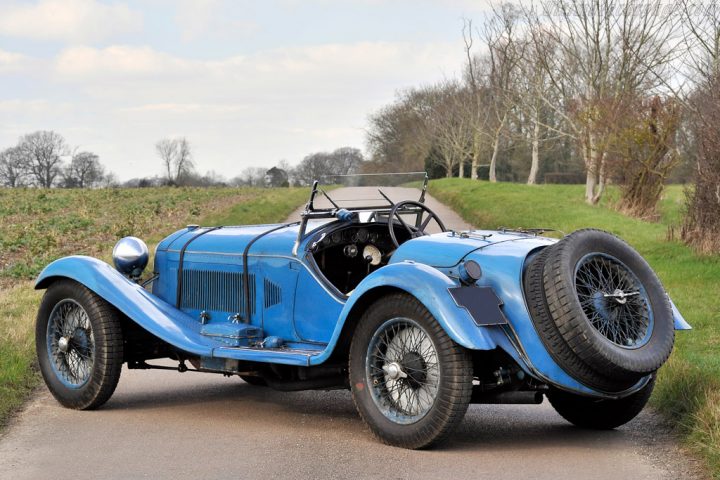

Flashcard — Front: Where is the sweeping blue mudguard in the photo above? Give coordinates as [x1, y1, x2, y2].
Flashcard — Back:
[36, 256, 218, 356]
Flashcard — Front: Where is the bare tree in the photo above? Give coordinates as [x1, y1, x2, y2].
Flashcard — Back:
[156, 138, 177, 181]
[682, 74, 720, 253]
[0, 146, 29, 187]
[463, 19, 491, 180]
[101, 172, 119, 188]
[365, 91, 434, 175]
[461, 7, 525, 183]
[679, 0, 720, 85]
[155, 137, 195, 185]
[513, 29, 557, 184]
[63, 151, 105, 188]
[610, 96, 681, 218]
[17, 131, 68, 188]
[232, 167, 267, 187]
[678, 1, 720, 253]
[481, 4, 524, 183]
[175, 137, 194, 182]
[294, 147, 364, 186]
[524, 0, 676, 203]
[425, 82, 471, 177]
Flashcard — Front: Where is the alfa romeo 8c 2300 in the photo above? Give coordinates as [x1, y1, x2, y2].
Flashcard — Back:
[34, 173, 690, 448]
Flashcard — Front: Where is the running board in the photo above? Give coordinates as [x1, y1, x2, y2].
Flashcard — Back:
[211, 345, 325, 367]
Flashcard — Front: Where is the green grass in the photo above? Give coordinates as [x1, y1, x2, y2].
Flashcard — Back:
[430, 179, 719, 476]
[0, 186, 308, 429]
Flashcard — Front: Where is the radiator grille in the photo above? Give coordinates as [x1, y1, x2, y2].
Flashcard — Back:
[180, 269, 255, 314]
[264, 278, 282, 308]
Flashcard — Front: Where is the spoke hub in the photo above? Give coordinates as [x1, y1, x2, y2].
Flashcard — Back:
[382, 362, 406, 381]
[610, 288, 628, 304]
[58, 336, 70, 353]
[575, 253, 652, 348]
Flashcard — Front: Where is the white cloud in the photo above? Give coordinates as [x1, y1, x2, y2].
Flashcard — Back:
[54, 45, 193, 78]
[0, 0, 142, 43]
[4, 39, 464, 179]
[173, 0, 259, 41]
[52, 41, 461, 88]
[0, 49, 36, 73]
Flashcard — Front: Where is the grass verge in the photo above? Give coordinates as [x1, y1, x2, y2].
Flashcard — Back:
[0, 186, 308, 429]
[429, 178, 719, 476]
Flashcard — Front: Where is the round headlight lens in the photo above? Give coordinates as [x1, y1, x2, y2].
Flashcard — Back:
[112, 236, 149, 278]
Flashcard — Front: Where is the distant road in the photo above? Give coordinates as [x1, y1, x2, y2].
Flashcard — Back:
[0, 187, 699, 480]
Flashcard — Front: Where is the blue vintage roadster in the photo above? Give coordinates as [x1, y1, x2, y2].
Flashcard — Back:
[35, 174, 690, 448]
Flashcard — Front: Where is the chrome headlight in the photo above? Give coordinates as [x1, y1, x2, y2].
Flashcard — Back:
[112, 236, 149, 279]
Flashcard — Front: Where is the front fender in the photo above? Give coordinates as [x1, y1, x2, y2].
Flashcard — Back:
[314, 262, 501, 366]
[35, 256, 215, 356]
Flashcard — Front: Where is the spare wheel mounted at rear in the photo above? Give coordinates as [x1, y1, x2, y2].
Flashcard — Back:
[526, 229, 674, 389]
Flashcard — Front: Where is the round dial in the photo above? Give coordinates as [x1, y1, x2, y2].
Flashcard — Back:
[363, 244, 382, 266]
[356, 228, 369, 243]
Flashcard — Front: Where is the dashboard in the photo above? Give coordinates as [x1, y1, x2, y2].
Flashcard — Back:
[310, 223, 409, 295]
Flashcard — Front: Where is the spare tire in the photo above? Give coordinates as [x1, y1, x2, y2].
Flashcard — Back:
[524, 248, 636, 392]
[540, 229, 674, 381]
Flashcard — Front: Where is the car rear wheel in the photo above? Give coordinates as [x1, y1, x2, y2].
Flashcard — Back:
[349, 293, 473, 449]
[548, 376, 655, 429]
[36, 279, 123, 410]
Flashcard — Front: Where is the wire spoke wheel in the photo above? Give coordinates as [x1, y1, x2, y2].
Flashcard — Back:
[350, 294, 474, 448]
[575, 253, 653, 348]
[37, 279, 123, 410]
[47, 299, 96, 388]
[366, 318, 440, 424]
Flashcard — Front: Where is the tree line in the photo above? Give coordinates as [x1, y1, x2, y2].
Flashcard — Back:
[362, 0, 719, 253]
[0, 130, 364, 190]
[0, 131, 113, 188]
[362, 2, 711, 204]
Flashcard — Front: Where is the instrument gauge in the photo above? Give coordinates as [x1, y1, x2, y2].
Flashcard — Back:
[356, 228, 369, 243]
[363, 244, 382, 266]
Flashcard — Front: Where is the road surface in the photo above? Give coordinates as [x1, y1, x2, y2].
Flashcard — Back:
[0, 187, 700, 480]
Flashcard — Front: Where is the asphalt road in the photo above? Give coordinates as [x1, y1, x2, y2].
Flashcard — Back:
[0, 187, 700, 480]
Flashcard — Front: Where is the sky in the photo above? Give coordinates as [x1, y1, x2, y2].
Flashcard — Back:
[0, 0, 492, 181]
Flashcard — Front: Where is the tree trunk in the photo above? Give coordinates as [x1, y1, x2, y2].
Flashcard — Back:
[458, 160, 464, 178]
[489, 136, 500, 183]
[585, 169, 597, 203]
[527, 118, 540, 185]
[584, 132, 603, 204]
[592, 170, 606, 204]
[489, 119, 505, 183]
[470, 132, 481, 180]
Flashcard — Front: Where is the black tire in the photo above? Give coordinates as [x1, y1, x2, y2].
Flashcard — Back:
[349, 293, 473, 449]
[548, 376, 655, 429]
[36, 279, 123, 410]
[240, 375, 267, 386]
[524, 248, 636, 392]
[542, 229, 674, 380]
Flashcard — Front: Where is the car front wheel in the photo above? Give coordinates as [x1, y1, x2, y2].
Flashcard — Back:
[349, 293, 473, 449]
[36, 279, 123, 410]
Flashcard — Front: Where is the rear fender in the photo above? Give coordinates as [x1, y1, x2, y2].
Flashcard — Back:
[35, 256, 214, 356]
[671, 300, 691, 330]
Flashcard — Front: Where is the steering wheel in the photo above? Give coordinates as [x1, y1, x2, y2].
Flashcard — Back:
[388, 200, 447, 248]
